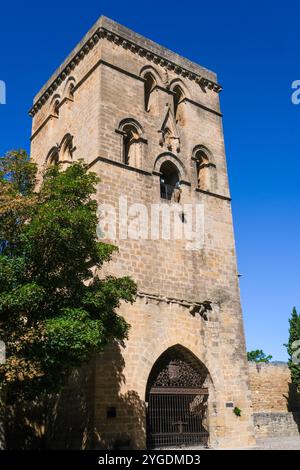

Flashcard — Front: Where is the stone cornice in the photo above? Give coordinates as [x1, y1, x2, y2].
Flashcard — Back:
[88, 155, 152, 176]
[194, 187, 231, 201]
[137, 291, 212, 320]
[29, 17, 222, 118]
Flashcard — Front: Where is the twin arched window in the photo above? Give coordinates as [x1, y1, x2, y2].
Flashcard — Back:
[48, 78, 76, 119]
[46, 134, 74, 168]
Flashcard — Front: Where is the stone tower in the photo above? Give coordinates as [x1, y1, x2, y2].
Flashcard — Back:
[30, 16, 255, 449]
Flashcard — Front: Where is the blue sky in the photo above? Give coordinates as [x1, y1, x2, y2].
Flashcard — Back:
[0, 1, 299, 360]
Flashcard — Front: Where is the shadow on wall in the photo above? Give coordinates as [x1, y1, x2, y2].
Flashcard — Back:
[4, 363, 94, 450]
[48, 342, 146, 449]
[286, 383, 300, 434]
[286, 383, 300, 412]
[4, 342, 146, 449]
[93, 342, 146, 450]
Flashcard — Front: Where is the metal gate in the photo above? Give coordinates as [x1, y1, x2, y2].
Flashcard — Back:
[146, 355, 209, 449]
[147, 387, 209, 448]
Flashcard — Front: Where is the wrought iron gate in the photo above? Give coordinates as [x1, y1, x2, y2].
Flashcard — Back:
[146, 355, 209, 448]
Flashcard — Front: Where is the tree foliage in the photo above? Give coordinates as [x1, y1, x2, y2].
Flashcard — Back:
[247, 349, 272, 363]
[285, 307, 300, 391]
[0, 151, 137, 402]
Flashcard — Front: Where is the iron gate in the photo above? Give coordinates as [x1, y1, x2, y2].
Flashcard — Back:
[147, 386, 209, 448]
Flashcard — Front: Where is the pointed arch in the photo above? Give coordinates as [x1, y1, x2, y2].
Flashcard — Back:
[169, 79, 191, 99]
[170, 81, 188, 125]
[144, 72, 156, 112]
[140, 65, 163, 86]
[140, 66, 162, 114]
[45, 134, 75, 167]
[59, 133, 75, 163]
[146, 344, 212, 448]
[146, 344, 212, 400]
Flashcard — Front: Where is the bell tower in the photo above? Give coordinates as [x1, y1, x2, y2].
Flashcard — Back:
[30, 16, 255, 449]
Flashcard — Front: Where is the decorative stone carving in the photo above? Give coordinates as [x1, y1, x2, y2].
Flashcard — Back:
[159, 107, 180, 153]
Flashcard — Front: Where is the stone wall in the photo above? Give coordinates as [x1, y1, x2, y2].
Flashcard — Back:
[249, 362, 291, 412]
[248, 362, 300, 438]
[253, 412, 300, 438]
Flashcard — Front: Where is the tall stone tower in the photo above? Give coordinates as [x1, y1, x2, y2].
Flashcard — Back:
[30, 16, 255, 449]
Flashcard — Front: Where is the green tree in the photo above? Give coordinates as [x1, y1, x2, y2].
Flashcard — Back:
[285, 307, 300, 391]
[247, 349, 272, 363]
[0, 150, 137, 403]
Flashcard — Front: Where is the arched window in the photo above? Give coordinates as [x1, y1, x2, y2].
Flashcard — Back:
[60, 133, 74, 164]
[122, 123, 142, 167]
[194, 148, 212, 191]
[160, 160, 181, 201]
[54, 99, 60, 117]
[67, 82, 75, 99]
[49, 94, 61, 118]
[118, 119, 145, 167]
[46, 146, 59, 166]
[173, 85, 185, 125]
[64, 77, 76, 100]
[144, 72, 156, 112]
[46, 134, 74, 168]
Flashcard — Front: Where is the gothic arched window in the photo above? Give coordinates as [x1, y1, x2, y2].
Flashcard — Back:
[64, 77, 76, 100]
[60, 133, 74, 166]
[46, 146, 59, 166]
[46, 134, 74, 168]
[49, 94, 61, 118]
[173, 85, 185, 125]
[144, 72, 156, 112]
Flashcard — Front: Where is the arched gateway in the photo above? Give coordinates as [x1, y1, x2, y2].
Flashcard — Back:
[146, 345, 210, 449]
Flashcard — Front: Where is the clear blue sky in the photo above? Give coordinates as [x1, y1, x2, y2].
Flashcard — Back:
[0, 1, 299, 360]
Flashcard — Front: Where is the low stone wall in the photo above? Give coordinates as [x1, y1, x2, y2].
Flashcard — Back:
[248, 362, 293, 412]
[253, 412, 300, 438]
[248, 362, 300, 439]
[249, 362, 300, 412]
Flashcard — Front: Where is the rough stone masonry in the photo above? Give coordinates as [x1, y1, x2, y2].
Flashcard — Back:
[29, 16, 256, 449]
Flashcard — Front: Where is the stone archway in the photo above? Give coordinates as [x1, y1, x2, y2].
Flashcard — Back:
[145, 345, 211, 449]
